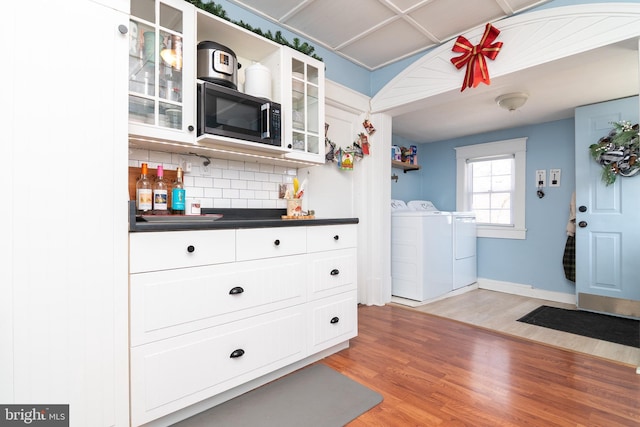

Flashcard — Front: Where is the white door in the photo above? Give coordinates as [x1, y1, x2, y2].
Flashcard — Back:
[574, 96, 640, 315]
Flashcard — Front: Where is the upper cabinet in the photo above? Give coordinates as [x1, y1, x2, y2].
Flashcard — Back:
[281, 48, 325, 164]
[127, 1, 326, 165]
[128, 0, 196, 144]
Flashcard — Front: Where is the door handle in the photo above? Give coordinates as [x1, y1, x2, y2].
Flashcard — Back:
[578, 221, 588, 228]
[579, 205, 587, 212]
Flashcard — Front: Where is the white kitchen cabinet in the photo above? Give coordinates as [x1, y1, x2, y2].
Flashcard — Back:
[128, 223, 357, 426]
[129, 254, 308, 346]
[281, 47, 326, 164]
[3, 0, 130, 425]
[129, 229, 235, 273]
[236, 227, 307, 261]
[128, 0, 196, 144]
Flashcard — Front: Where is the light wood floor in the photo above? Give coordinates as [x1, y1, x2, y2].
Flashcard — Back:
[396, 288, 640, 367]
[321, 301, 640, 426]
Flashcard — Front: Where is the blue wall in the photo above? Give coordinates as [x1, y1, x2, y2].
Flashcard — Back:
[214, 0, 370, 95]
[400, 119, 576, 295]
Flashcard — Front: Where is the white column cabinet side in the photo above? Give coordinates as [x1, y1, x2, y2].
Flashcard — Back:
[128, 0, 196, 144]
[3, 0, 130, 425]
[129, 224, 357, 426]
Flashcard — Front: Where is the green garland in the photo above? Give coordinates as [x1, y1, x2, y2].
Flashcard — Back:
[186, 0, 323, 61]
[589, 121, 640, 185]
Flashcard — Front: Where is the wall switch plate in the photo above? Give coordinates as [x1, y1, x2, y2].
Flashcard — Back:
[549, 168, 561, 187]
[536, 169, 546, 187]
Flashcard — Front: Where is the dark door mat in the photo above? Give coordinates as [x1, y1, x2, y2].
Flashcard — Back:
[517, 305, 639, 348]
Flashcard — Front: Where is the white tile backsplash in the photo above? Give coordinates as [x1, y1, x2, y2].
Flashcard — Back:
[130, 149, 293, 209]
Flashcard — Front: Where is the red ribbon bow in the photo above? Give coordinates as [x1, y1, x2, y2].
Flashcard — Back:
[451, 23, 503, 92]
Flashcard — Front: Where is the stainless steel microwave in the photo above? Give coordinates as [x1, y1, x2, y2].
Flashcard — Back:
[197, 81, 282, 147]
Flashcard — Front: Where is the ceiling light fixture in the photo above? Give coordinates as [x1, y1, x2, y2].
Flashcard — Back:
[495, 92, 529, 112]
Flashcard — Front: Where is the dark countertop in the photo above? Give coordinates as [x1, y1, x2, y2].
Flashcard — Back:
[128, 201, 359, 232]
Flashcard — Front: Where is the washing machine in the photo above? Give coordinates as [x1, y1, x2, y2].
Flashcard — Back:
[391, 200, 453, 301]
[451, 211, 477, 289]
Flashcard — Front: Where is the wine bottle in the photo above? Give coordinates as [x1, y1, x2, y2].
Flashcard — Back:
[153, 165, 168, 213]
[136, 163, 152, 214]
[171, 167, 186, 215]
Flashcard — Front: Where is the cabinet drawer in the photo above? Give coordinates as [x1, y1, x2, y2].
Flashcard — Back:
[130, 306, 306, 426]
[306, 224, 357, 253]
[130, 255, 308, 345]
[130, 230, 235, 273]
[308, 290, 357, 354]
[236, 227, 306, 261]
[309, 248, 357, 300]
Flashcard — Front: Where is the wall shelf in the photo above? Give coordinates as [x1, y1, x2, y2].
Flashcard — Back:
[392, 160, 420, 173]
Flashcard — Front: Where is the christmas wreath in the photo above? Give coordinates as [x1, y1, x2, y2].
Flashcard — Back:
[589, 121, 640, 185]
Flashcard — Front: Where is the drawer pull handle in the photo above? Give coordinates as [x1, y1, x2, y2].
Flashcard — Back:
[330, 316, 340, 324]
[330, 269, 340, 276]
[334, 235, 339, 241]
[274, 239, 280, 246]
[230, 349, 245, 358]
[229, 286, 244, 295]
[187, 245, 195, 253]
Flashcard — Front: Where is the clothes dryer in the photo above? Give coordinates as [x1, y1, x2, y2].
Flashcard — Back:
[451, 211, 477, 289]
[391, 200, 453, 301]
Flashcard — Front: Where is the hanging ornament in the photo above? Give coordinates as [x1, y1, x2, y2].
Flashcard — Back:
[450, 23, 503, 92]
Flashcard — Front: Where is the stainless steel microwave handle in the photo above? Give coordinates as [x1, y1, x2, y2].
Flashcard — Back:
[261, 102, 270, 139]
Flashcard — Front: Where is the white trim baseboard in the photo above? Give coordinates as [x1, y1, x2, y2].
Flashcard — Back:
[478, 278, 576, 305]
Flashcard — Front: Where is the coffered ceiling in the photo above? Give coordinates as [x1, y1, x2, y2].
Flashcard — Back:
[227, 0, 551, 70]
[226, 1, 640, 144]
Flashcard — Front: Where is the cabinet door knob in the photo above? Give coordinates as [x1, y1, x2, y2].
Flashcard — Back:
[118, 24, 128, 35]
[229, 349, 245, 358]
[187, 245, 195, 253]
[330, 316, 340, 324]
[578, 221, 588, 228]
[579, 205, 587, 212]
[330, 269, 340, 276]
[229, 286, 244, 295]
[187, 125, 194, 132]
[274, 239, 280, 246]
[333, 235, 339, 241]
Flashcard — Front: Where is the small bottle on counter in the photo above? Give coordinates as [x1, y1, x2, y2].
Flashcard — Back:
[153, 165, 168, 213]
[136, 163, 152, 214]
[171, 167, 186, 215]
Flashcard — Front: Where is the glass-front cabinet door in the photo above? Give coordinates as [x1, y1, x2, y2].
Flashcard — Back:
[284, 48, 325, 164]
[128, 0, 195, 143]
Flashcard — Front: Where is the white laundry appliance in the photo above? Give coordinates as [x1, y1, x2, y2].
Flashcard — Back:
[391, 200, 453, 301]
[451, 211, 477, 289]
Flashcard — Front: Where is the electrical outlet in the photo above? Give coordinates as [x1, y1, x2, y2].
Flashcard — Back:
[536, 169, 546, 187]
[179, 159, 192, 173]
[549, 168, 561, 187]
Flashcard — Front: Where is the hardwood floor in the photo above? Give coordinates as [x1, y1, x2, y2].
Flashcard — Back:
[320, 300, 640, 426]
[399, 288, 640, 366]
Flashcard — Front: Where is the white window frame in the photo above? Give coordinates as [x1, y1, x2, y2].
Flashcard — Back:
[455, 138, 527, 239]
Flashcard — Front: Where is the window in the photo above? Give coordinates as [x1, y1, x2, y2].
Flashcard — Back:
[455, 138, 527, 239]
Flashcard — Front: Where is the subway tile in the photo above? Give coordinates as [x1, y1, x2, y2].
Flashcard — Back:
[223, 188, 240, 199]
[231, 199, 248, 208]
[129, 149, 298, 208]
[223, 169, 240, 180]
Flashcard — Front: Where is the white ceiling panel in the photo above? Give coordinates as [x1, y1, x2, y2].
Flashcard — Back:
[386, 0, 429, 13]
[339, 19, 435, 69]
[408, 0, 506, 41]
[283, 0, 396, 49]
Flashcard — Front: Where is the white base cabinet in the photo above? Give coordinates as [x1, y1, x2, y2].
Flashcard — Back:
[129, 224, 357, 426]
